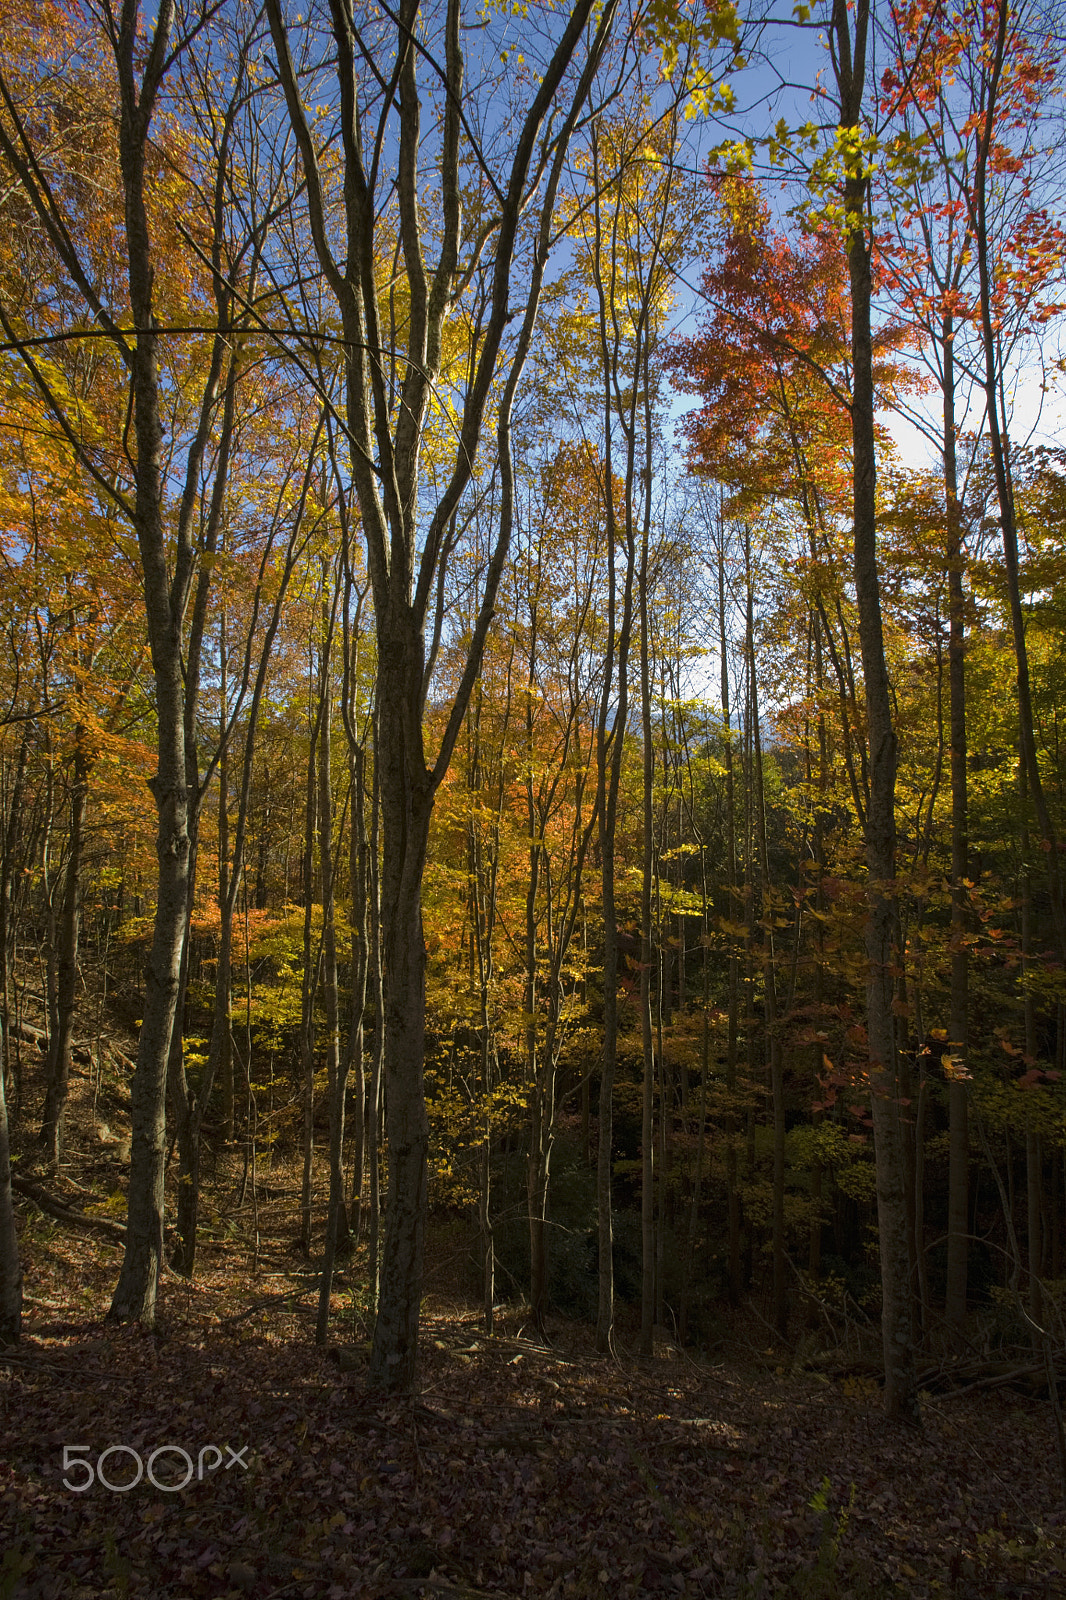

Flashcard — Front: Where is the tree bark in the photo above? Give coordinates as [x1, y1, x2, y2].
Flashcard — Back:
[972, 0, 1066, 963]
[299, 667, 320, 1260]
[39, 719, 88, 1167]
[109, 0, 194, 1325]
[366, 748, 385, 1315]
[0, 1017, 21, 1345]
[369, 627, 433, 1389]
[750, 560, 787, 1340]
[639, 416, 656, 1359]
[718, 527, 742, 1306]
[943, 316, 970, 1340]
[0, 730, 31, 1113]
[832, 0, 919, 1422]
[316, 580, 350, 1343]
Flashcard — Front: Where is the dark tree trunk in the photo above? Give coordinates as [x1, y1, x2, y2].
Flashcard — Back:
[943, 318, 970, 1339]
[367, 623, 433, 1391]
[299, 687, 319, 1260]
[0, 731, 31, 1113]
[750, 575, 787, 1341]
[639, 398, 656, 1358]
[316, 589, 350, 1343]
[366, 762, 385, 1315]
[340, 561, 371, 1252]
[718, 533, 742, 1307]
[832, 0, 919, 1423]
[39, 729, 88, 1167]
[973, 0, 1065, 963]
[0, 1018, 21, 1345]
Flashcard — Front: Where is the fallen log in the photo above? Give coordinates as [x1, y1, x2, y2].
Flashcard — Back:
[220, 1285, 318, 1326]
[8, 1020, 99, 1069]
[11, 1177, 126, 1240]
[809, 1350, 1066, 1399]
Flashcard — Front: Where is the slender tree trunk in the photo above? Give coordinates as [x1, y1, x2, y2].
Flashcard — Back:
[317, 594, 350, 1343]
[1050, 1145, 1062, 1282]
[1021, 789, 1044, 1333]
[639, 448, 656, 1359]
[742, 663, 757, 1296]
[109, 0, 238, 1323]
[0, 1017, 20, 1345]
[588, 128, 642, 1354]
[469, 671, 508, 1334]
[808, 616, 829, 1311]
[595, 529, 626, 1353]
[719, 536, 742, 1307]
[1027, 1123, 1043, 1335]
[595, 719, 621, 1356]
[748, 554, 787, 1339]
[40, 728, 88, 1166]
[833, 0, 919, 1422]
[592, 338, 635, 1353]
[679, 890, 710, 1342]
[367, 619, 433, 1391]
[913, 1064, 930, 1335]
[943, 317, 970, 1340]
[299, 668, 320, 1258]
[166, 825, 202, 1280]
[0, 731, 31, 1111]
[346, 753, 368, 1247]
[973, 0, 1065, 962]
[343, 683, 370, 1250]
[525, 641, 549, 1330]
[527, 1092, 552, 1330]
[366, 742, 384, 1315]
[219, 616, 234, 1144]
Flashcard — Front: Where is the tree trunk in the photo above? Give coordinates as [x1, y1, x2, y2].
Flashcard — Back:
[110, 656, 189, 1323]
[832, 0, 919, 1423]
[0, 1017, 21, 1345]
[748, 547, 787, 1339]
[0, 730, 31, 1113]
[755, 670, 788, 1340]
[524, 649, 550, 1330]
[973, 0, 1066, 963]
[219, 617, 234, 1144]
[1021, 804, 1044, 1334]
[40, 725, 89, 1166]
[468, 673, 506, 1334]
[317, 594, 350, 1343]
[719, 534, 742, 1307]
[109, 0, 237, 1323]
[367, 624, 433, 1392]
[341, 578, 370, 1251]
[361, 735, 385, 1314]
[943, 315, 970, 1340]
[639, 439, 656, 1359]
[299, 682, 319, 1259]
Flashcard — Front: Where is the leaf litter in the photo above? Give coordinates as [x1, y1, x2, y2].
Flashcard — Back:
[1, 1217, 1063, 1599]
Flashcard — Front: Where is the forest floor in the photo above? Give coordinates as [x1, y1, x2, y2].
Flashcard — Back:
[3, 1149, 1066, 1600]
[2, 1036, 1065, 1600]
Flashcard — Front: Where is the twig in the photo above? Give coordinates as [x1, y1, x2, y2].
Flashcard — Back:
[0, 1351, 119, 1382]
[218, 1286, 318, 1326]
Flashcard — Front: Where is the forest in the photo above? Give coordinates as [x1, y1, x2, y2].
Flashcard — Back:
[2, 0, 1066, 1594]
